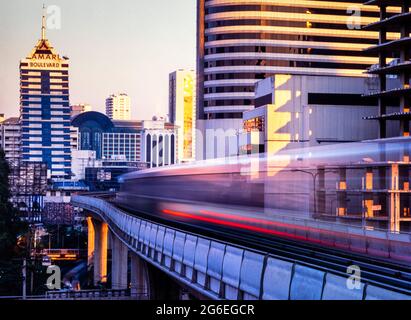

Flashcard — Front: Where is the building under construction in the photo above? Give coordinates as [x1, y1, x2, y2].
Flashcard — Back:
[363, 0, 411, 138]
[9, 161, 48, 221]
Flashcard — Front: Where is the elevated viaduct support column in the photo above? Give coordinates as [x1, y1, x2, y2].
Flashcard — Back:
[130, 254, 149, 299]
[86, 217, 95, 266]
[92, 219, 108, 286]
[111, 235, 128, 290]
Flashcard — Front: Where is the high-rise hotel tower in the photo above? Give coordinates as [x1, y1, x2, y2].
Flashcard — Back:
[169, 70, 196, 163]
[196, 0, 398, 122]
[105, 93, 131, 120]
[20, 10, 71, 179]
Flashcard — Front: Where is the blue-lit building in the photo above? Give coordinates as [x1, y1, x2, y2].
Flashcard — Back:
[72, 111, 178, 168]
[20, 12, 71, 179]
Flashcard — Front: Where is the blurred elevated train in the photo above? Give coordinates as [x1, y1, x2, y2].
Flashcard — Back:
[116, 137, 411, 265]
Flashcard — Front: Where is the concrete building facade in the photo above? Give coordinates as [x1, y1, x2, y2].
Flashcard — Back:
[239, 74, 401, 155]
[141, 119, 178, 168]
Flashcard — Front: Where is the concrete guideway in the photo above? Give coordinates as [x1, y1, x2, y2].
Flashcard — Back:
[72, 195, 411, 300]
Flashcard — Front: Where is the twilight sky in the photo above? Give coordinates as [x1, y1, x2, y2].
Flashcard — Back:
[0, 0, 196, 119]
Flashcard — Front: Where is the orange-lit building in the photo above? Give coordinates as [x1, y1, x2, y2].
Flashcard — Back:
[169, 70, 196, 163]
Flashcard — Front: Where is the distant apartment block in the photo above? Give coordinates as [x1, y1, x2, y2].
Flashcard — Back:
[71, 103, 92, 118]
[105, 93, 131, 120]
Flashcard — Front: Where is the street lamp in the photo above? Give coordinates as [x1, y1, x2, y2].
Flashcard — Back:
[291, 168, 338, 218]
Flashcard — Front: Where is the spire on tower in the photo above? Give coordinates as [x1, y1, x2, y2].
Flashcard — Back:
[41, 4, 46, 40]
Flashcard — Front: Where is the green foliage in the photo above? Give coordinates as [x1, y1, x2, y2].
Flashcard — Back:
[0, 259, 23, 296]
[0, 149, 29, 296]
[0, 149, 27, 258]
[0, 149, 10, 202]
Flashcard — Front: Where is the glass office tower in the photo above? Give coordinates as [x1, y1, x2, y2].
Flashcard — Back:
[196, 0, 398, 120]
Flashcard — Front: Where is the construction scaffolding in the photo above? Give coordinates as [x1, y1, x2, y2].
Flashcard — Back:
[9, 161, 48, 222]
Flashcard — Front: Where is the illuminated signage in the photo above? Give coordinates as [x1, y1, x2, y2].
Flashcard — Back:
[29, 61, 60, 68]
[33, 54, 60, 60]
[25, 53, 65, 70]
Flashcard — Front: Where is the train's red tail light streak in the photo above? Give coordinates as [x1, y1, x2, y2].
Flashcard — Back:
[163, 209, 305, 240]
[161, 208, 411, 264]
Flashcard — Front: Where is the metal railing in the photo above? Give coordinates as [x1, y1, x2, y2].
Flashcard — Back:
[45, 289, 131, 300]
[72, 195, 411, 300]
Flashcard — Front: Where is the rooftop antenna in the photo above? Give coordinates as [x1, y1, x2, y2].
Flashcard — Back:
[41, 4, 46, 40]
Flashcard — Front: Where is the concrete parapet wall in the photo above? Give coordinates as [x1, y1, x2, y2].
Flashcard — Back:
[73, 196, 411, 300]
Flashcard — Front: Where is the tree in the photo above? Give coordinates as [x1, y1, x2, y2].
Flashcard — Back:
[0, 149, 26, 257]
[0, 149, 27, 295]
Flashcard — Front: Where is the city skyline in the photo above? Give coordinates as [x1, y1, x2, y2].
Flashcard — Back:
[0, 0, 410, 303]
[0, 0, 196, 120]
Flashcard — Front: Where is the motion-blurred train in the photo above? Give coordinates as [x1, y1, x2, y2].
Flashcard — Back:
[115, 137, 411, 264]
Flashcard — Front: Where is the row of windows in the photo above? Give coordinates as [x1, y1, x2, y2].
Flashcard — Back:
[205, 60, 370, 70]
[21, 102, 70, 107]
[207, 20, 373, 32]
[206, 73, 265, 81]
[205, 99, 253, 107]
[205, 86, 254, 94]
[205, 4, 381, 18]
[206, 19, 308, 29]
[103, 146, 141, 150]
[21, 95, 69, 99]
[21, 133, 70, 138]
[103, 141, 140, 145]
[206, 33, 377, 45]
[20, 84, 69, 89]
[21, 75, 68, 80]
[103, 150, 141, 153]
[21, 90, 69, 95]
[21, 107, 70, 113]
[103, 136, 140, 139]
[20, 115, 71, 121]
[102, 137, 140, 142]
[19, 148, 71, 160]
[205, 112, 243, 120]
[205, 46, 374, 58]
[20, 70, 69, 75]
[21, 121, 70, 126]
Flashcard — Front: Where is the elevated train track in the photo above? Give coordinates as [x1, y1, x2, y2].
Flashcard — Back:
[114, 198, 411, 296]
[88, 138, 411, 299]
